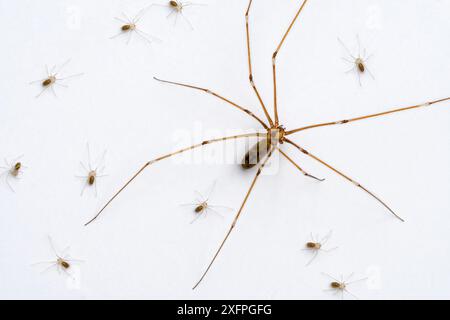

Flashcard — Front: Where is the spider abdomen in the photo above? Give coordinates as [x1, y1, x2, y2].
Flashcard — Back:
[242, 139, 270, 169]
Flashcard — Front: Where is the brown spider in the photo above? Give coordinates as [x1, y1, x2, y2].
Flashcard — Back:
[85, 0, 449, 289]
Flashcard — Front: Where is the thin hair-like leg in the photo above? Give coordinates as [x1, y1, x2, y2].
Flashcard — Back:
[305, 250, 318, 266]
[180, 12, 194, 30]
[153, 77, 269, 129]
[276, 147, 324, 181]
[85, 133, 265, 226]
[286, 97, 450, 135]
[338, 38, 356, 60]
[272, 0, 309, 126]
[285, 138, 404, 222]
[35, 85, 51, 98]
[245, 0, 273, 127]
[48, 236, 61, 258]
[192, 148, 274, 290]
[206, 180, 217, 202]
[4, 174, 15, 193]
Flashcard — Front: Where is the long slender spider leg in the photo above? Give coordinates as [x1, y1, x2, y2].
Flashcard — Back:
[36, 85, 51, 98]
[135, 28, 162, 43]
[285, 139, 405, 222]
[276, 147, 325, 181]
[110, 31, 126, 40]
[208, 207, 224, 219]
[5, 175, 15, 193]
[80, 161, 89, 173]
[286, 97, 450, 135]
[122, 12, 132, 23]
[322, 272, 341, 283]
[320, 247, 338, 253]
[320, 230, 333, 244]
[342, 57, 354, 64]
[338, 38, 356, 60]
[272, 0, 309, 126]
[54, 59, 72, 76]
[345, 66, 356, 74]
[133, 7, 148, 24]
[190, 213, 203, 224]
[153, 77, 269, 129]
[48, 236, 61, 258]
[85, 133, 264, 226]
[343, 288, 359, 300]
[41, 263, 58, 274]
[346, 277, 368, 285]
[174, 11, 179, 26]
[80, 183, 88, 196]
[194, 190, 205, 202]
[87, 143, 92, 171]
[180, 12, 194, 30]
[114, 17, 129, 24]
[192, 148, 274, 290]
[50, 85, 58, 98]
[57, 73, 84, 81]
[126, 31, 133, 45]
[305, 250, 319, 266]
[245, 0, 274, 127]
[166, 10, 176, 19]
[365, 66, 375, 80]
[94, 180, 98, 197]
[206, 180, 217, 201]
[95, 150, 107, 172]
[54, 82, 68, 88]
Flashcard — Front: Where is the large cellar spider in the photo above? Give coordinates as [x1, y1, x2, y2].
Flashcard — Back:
[85, 0, 450, 289]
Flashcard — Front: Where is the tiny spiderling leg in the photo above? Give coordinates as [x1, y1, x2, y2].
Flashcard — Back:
[153, 77, 269, 129]
[245, 0, 273, 127]
[286, 97, 450, 135]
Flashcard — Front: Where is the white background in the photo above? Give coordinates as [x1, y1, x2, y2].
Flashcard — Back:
[0, 0, 449, 300]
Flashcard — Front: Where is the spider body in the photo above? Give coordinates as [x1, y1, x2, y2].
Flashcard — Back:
[58, 258, 71, 270]
[331, 281, 344, 289]
[11, 162, 22, 177]
[195, 202, 207, 213]
[42, 77, 55, 87]
[242, 127, 285, 169]
[170, 1, 181, 10]
[121, 24, 136, 32]
[88, 171, 97, 185]
[356, 58, 365, 73]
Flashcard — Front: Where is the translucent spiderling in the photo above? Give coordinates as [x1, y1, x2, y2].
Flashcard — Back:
[302, 231, 337, 266]
[29, 59, 83, 98]
[32, 236, 83, 279]
[76, 144, 107, 197]
[338, 36, 374, 86]
[323, 272, 368, 300]
[0, 155, 26, 192]
[154, 1, 205, 30]
[181, 181, 232, 224]
[110, 8, 161, 45]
